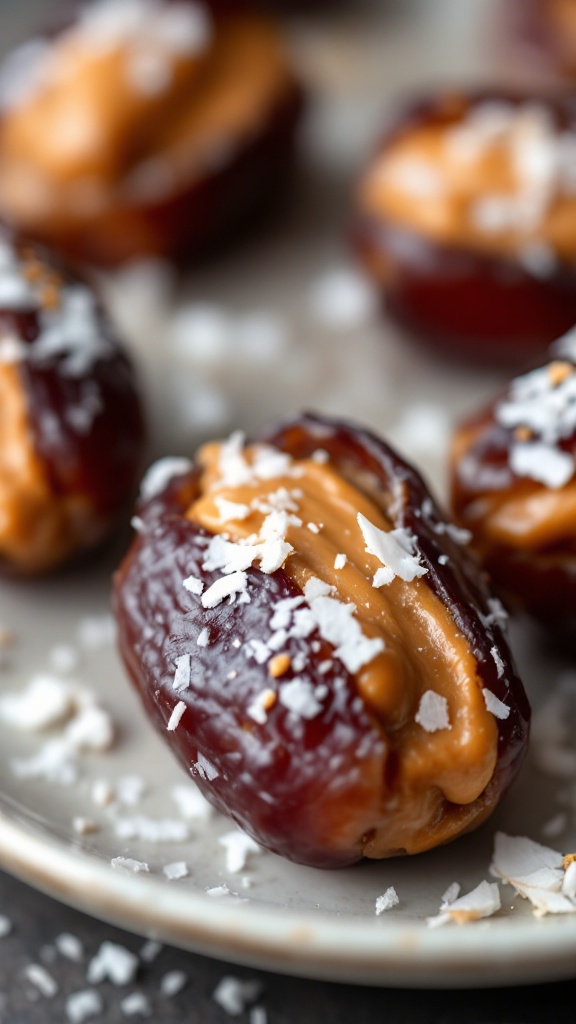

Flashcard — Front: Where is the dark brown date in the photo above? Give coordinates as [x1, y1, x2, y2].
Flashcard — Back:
[450, 335, 576, 643]
[0, 227, 146, 573]
[353, 90, 576, 366]
[113, 413, 529, 868]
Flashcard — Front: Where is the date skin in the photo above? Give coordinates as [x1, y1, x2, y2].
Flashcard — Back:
[353, 91, 576, 366]
[113, 413, 530, 868]
[451, 379, 576, 644]
[0, 234, 146, 571]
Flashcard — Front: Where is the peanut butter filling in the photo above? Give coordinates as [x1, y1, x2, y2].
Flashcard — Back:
[358, 101, 576, 263]
[452, 422, 576, 551]
[188, 440, 499, 856]
[0, 12, 294, 229]
[0, 361, 98, 572]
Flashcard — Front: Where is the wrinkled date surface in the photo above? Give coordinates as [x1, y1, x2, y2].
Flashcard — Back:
[0, 227, 146, 573]
[113, 413, 530, 868]
[0, 0, 304, 267]
[353, 90, 576, 365]
[451, 331, 576, 642]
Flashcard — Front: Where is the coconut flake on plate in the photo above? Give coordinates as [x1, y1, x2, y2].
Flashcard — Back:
[427, 880, 501, 927]
[115, 816, 189, 843]
[375, 887, 399, 914]
[170, 783, 214, 820]
[162, 861, 189, 880]
[490, 832, 576, 915]
[218, 831, 262, 874]
[110, 857, 150, 874]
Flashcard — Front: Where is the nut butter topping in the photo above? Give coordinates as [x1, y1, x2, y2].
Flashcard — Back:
[359, 97, 576, 264]
[0, 361, 95, 571]
[0, 0, 295, 230]
[187, 435, 499, 850]
[452, 338, 576, 551]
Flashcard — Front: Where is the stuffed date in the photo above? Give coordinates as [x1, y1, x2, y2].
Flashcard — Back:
[0, 0, 304, 267]
[0, 226, 146, 573]
[451, 328, 576, 642]
[354, 89, 576, 365]
[113, 413, 530, 868]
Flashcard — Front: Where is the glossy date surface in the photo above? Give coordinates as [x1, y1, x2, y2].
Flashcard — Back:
[113, 414, 530, 869]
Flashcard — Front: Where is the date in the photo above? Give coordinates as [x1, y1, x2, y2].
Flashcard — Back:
[113, 414, 530, 868]
[0, 227, 146, 573]
[353, 89, 576, 365]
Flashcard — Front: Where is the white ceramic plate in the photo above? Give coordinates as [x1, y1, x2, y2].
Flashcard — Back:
[2, 0, 575, 991]
[0, 571, 575, 989]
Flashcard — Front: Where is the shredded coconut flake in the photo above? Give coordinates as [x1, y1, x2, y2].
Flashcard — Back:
[110, 857, 150, 874]
[415, 690, 451, 732]
[159, 970, 188, 997]
[65, 989, 104, 1024]
[86, 942, 139, 986]
[483, 688, 510, 720]
[219, 831, 261, 873]
[140, 457, 193, 502]
[278, 678, 325, 719]
[183, 575, 204, 596]
[120, 992, 152, 1017]
[212, 977, 263, 1017]
[24, 964, 58, 997]
[55, 933, 84, 962]
[510, 441, 574, 489]
[428, 880, 501, 926]
[171, 783, 214, 820]
[163, 860, 189, 880]
[115, 816, 189, 843]
[357, 514, 427, 585]
[201, 571, 248, 608]
[167, 701, 186, 731]
[490, 832, 576, 916]
[197, 627, 210, 647]
[173, 655, 191, 692]
[375, 887, 399, 914]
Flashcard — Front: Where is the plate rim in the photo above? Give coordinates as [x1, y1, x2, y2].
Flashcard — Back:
[2, 800, 576, 988]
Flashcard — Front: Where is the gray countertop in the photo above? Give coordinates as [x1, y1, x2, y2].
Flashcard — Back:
[1, 868, 576, 1024]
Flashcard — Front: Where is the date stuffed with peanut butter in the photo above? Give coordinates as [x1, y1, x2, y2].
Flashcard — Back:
[353, 90, 576, 365]
[451, 329, 576, 643]
[0, 0, 304, 267]
[0, 227, 146, 574]
[113, 414, 530, 868]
